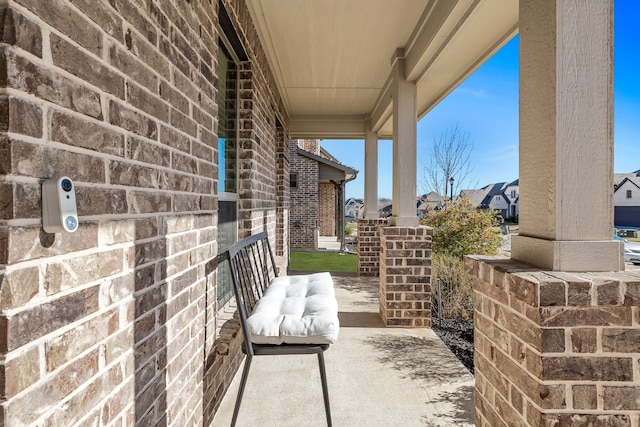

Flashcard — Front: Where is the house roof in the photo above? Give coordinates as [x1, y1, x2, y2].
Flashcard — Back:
[297, 147, 358, 180]
[615, 171, 640, 190]
[421, 191, 445, 202]
[460, 182, 511, 209]
[616, 176, 640, 192]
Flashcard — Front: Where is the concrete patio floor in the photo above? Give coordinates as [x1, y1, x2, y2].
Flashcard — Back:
[212, 274, 475, 426]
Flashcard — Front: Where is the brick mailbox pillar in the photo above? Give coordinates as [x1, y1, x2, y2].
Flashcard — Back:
[469, 256, 640, 426]
[379, 225, 433, 327]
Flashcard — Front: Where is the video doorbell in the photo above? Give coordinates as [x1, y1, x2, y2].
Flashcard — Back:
[42, 176, 79, 233]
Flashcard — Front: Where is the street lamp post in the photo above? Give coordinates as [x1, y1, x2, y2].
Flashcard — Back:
[449, 177, 454, 202]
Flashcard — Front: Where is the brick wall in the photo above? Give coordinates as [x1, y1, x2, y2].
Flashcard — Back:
[289, 139, 319, 249]
[319, 182, 336, 236]
[0, 0, 287, 425]
[469, 256, 640, 426]
[357, 219, 388, 276]
[379, 226, 433, 327]
[298, 138, 320, 155]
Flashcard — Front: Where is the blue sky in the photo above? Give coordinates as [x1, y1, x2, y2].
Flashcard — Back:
[323, 0, 640, 200]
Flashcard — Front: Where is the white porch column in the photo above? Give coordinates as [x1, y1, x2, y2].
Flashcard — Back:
[364, 122, 379, 219]
[390, 50, 419, 226]
[512, 0, 622, 271]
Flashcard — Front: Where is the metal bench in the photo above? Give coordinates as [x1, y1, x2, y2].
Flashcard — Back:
[225, 231, 338, 427]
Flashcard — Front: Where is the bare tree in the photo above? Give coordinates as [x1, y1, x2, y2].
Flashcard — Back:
[422, 125, 476, 198]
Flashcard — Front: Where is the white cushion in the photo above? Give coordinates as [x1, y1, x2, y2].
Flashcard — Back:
[246, 272, 339, 345]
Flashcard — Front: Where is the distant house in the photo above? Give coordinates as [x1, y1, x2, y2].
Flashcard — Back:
[379, 204, 393, 218]
[417, 191, 445, 215]
[345, 197, 364, 218]
[503, 179, 520, 219]
[460, 180, 519, 220]
[614, 170, 640, 228]
[289, 139, 358, 249]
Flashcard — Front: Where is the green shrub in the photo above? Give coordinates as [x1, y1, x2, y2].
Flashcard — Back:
[420, 198, 502, 259]
[344, 222, 355, 236]
[422, 198, 502, 320]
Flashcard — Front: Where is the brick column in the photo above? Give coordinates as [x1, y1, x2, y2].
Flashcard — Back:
[379, 226, 432, 327]
[357, 219, 387, 276]
[469, 256, 640, 426]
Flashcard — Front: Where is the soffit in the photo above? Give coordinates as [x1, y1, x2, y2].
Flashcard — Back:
[246, 0, 518, 139]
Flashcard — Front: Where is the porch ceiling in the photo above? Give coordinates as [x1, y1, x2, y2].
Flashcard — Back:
[246, 0, 518, 139]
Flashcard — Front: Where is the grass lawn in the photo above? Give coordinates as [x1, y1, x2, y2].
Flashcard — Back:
[289, 251, 358, 273]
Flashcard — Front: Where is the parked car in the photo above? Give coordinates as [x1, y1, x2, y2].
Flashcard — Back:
[615, 235, 640, 265]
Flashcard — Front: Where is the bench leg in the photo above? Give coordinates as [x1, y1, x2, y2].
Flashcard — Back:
[317, 352, 332, 427]
[231, 355, 253, 427]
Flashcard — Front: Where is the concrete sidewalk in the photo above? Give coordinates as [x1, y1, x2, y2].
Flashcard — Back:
[212, 274, 474, 427]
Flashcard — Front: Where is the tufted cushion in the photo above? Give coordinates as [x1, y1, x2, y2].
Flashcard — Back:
[246, 272, 339, 345]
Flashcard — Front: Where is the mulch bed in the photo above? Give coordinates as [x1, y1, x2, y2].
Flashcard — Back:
[431, 317, 474, 374]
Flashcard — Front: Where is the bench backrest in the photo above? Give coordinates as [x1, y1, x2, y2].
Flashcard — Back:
[225, 231, 278, 353]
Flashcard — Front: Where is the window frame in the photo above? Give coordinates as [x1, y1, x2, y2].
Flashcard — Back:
[216, 35, 240, 306]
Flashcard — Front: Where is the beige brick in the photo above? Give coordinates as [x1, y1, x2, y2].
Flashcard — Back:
[5, 286, 100, 351]
[6, 349, 99, 426]
[573, 384, 597, 410]
[5, 344, 40, 397]
[45, 309, 118, 372]
[44, 249, 124, 295]
[1, 266, 39, 309]
[596, 280, 624, 306]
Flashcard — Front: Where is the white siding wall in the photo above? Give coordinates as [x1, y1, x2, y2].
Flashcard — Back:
[614, 181, 640, 207]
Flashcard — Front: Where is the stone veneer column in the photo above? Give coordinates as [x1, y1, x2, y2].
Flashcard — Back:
[357, 219, 388, 276]
[379, 226, 432, 327]
[469, 256, 640, 426]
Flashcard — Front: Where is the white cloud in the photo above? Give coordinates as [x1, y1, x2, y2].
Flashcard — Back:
[457, 87, 489, 98]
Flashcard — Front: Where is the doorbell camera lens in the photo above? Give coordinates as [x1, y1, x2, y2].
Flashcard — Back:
[61, 179, 73, 192]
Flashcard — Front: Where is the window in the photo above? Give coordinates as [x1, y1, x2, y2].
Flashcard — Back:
[216, 40, 239, 306]
[627, 189, 633, 199]
[511, 190, 517, 198]
[290, 173, 298, 188]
